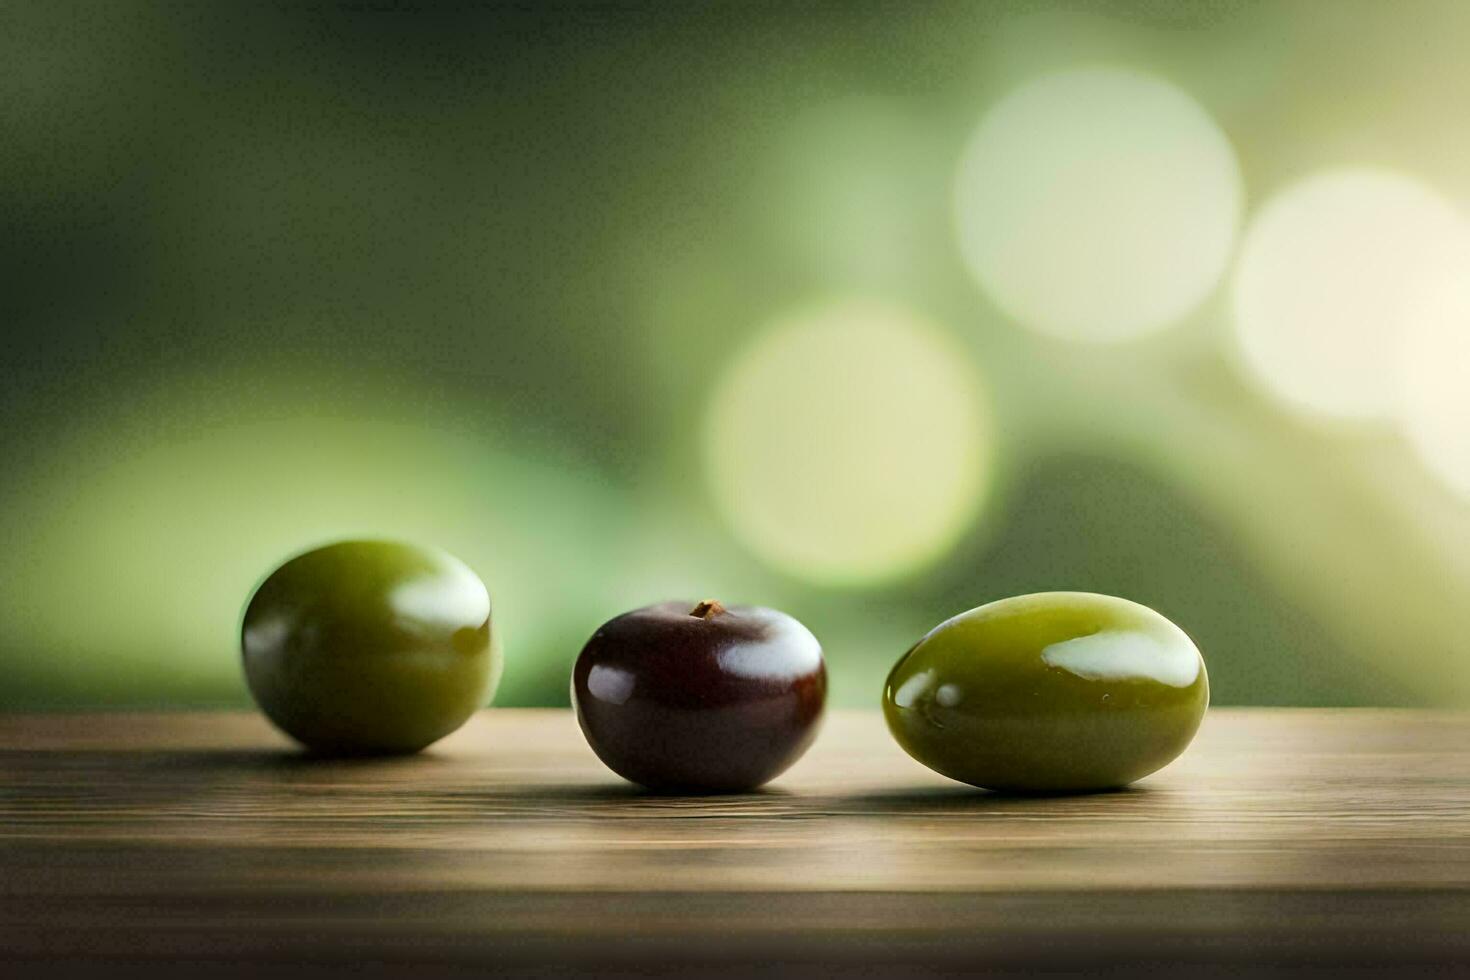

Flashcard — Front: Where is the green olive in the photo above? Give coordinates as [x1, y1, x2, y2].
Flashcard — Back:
[241, 540, 500, 754]
[884, 592, 1207, 792]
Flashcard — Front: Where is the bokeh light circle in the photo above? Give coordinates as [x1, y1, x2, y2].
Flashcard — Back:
[955, 66, 1242, 343]
[703, 300, 991, 587]
[1232, 169, 1470, 419]
[1401, 271, 1470, 498]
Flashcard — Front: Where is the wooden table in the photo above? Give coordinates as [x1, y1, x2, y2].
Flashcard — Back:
[1, 709, 1467, 977]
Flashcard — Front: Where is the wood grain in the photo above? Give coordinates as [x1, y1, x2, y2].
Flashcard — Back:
[1, 709, 1467, 977]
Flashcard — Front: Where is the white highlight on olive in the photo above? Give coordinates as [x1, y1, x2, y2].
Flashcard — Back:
[389, 563, 491, 632]
[1041, 629, 1201, 688]
[892, 668, 936, 709]
[716, 613, 823, 680]
[241, 615, 292, 662]
[586, 664, 636, 705]
[955, 66, 1242, 342]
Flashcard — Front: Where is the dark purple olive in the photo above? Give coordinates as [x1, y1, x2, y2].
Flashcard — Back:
[571, 599, 826, 792]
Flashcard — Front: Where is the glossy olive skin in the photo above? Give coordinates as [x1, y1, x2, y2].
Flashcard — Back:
[885, 592, 1208, 792]
[242, 540, 499, 754]
[572, 600, 826, 792]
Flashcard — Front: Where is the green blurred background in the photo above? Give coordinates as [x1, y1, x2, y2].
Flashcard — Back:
[3, 1, 1468, 710]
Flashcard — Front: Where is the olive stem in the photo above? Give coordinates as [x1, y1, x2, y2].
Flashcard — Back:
[689, 599, 726, 619]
